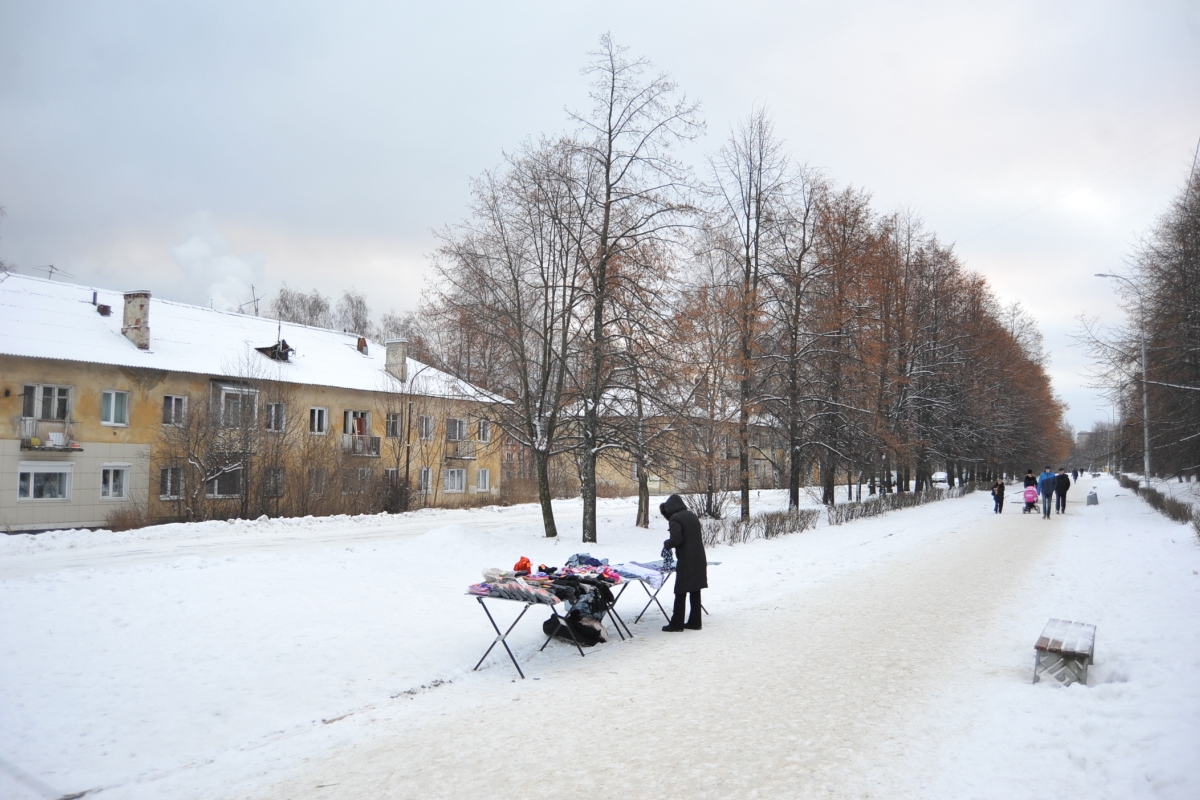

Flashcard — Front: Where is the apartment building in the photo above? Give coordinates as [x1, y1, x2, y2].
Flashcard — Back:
[0, 273, 504, 532]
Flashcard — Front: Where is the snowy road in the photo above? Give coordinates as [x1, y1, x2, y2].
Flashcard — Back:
[2, 481, 1197, 799]
[246, 504, 1058, 799]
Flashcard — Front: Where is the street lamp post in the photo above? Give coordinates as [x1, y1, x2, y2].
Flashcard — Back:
[1095, 273, 1151, 482]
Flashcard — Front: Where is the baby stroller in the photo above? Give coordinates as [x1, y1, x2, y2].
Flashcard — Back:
[1022, 485, 1039, 514]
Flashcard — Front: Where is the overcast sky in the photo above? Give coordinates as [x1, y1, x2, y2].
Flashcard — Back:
[1, 1, 1198, 433]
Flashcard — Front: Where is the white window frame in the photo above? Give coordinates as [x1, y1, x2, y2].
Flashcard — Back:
[266, 402, 287, 433]
[17, 461, 74, 502]
[477, 419, 491, 443]
[160, 466, 183, 500]
[446, 418, 467, 442]
[418, 415, 434, 441]
[24, 384, 72, 421]
[216, 384, 257, 428]
[445, 468, 466, 494]
[101, 389, 130, 427]
[476, 468, 490, 492]
[417, 466, 431, 495]
[343, 409, 370, 435]
[310, 407, 329, 435]
[264, 466, 286, 498]
[386, 412, 402, 439]
[307, 467, 328, 496]
[100, 463, 131, 500]
[162, 395, 187, 426]
[206, 467, 243, 499]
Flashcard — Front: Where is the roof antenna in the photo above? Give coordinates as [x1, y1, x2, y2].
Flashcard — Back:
[33, 264, 75, 281]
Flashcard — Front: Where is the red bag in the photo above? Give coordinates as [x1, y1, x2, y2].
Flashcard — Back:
[513, 556, 532, 573]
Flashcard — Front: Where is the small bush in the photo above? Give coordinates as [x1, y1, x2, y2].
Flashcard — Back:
[105, 499, 150, 532]
[684, 490, 733, 520]
[700, 508, 819, 547]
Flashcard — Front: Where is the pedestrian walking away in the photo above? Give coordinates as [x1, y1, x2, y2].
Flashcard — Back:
[1037, 466, 1057, 519]
[659, 493, 707, 632]
[1023, 470, 1037, 488]
[1055, 468, 1071, 514]
[991, 478, 1006, 513]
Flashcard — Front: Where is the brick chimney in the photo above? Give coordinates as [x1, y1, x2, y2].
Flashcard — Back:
[385, 338, 408, 382]
[121, 291, 151, 349]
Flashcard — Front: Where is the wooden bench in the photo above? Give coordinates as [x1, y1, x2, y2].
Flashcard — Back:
[1034, 618, 1096, 686]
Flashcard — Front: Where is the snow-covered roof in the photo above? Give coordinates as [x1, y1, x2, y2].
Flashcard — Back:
[0, 272, 502, 403]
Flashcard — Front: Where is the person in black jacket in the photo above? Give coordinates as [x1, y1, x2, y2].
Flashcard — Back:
[1023, 470, 1037, 488]
[659, 494, 707, 632]
[1054, 468, 1071, 514]
[991, 478, 1006, 513]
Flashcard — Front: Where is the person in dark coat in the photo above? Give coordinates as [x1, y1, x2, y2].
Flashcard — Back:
[991, 478, 1005, 513]
[1054, 468, 1071, 514]
[659, 494, 707, 632]
[1023, 470, 1037, 488]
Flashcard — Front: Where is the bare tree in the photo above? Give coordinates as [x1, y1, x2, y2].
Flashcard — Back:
[567, 34, 702, 543]
[270, 285, 334, 328]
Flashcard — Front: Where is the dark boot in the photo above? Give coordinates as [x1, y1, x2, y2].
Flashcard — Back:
[663, 593, 686, 632]
[684, 590, 702, 629]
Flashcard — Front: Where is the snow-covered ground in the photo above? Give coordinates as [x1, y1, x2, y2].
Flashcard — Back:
[1, 478, 1197, 799]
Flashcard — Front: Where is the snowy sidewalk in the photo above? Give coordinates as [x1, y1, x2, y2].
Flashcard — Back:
[2, 481, 1197, 799]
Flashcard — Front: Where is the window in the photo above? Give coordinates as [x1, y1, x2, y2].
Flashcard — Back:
[386, 412, 402, 439]
[162, 395, 187, 426]
[418, 415, 434, 441]
[384, 467, 399, 483]
[101, 390, 130, 426]
[344, 410, 369, 436]
[477, 420, 491, 443]
[206, 467, 242, 498]
[101, 464, 130, 499]
[307, 468, 327, 496]
[264, 467, 285, 498]
[266, 403, 287, 432]
[446, 418, 467, 441]
[24, 385, 71, 420]
[309, 407, 329, 435]
[445, 468, 465, 493]
[417, 467, 431, 495]
[18, 462, 73, 500]
[160, 467, 182, 500]
[341, 467, 373, 494]
[476, 468, 490, 492]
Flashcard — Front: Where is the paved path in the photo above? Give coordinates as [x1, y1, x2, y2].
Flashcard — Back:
[246, 506, 1057, 799]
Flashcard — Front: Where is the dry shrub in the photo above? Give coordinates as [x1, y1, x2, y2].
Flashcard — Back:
[700, 508, 820, 547]
[105, 498, 151, 532]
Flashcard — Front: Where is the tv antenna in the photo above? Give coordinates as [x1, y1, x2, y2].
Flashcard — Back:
[33, 264, 75, 281]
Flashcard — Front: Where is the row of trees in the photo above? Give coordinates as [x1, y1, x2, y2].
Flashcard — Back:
[403, 37, 1068, 541]
[1084, 164, 1200, 479]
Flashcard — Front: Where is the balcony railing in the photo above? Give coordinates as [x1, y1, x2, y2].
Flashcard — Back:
[18, 418, 83, 452]
[342, 433, 381, 457]
[445, 439, 477, 460]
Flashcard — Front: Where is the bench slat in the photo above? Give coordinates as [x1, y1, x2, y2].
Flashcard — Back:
[1035, 618, 1096, 657]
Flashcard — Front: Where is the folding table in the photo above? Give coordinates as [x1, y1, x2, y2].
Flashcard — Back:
[622, 560, 721, 624]
[470, 584, 632, 679]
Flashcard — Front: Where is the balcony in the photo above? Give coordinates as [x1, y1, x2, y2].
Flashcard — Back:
[341, 433, 381, 457]
[18, 418, 83, 452]
[445, 439, 477, 460]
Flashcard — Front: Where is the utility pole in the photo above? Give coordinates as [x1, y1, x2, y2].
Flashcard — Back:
[1096, 273, 1151, 482]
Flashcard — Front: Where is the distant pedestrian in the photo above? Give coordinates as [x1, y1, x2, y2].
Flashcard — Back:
[1072, 469, 1079, 482]
[991, 478, 1005, 513]
[1037, 466, 1057, 519]
[1055, 468, 1071, 514]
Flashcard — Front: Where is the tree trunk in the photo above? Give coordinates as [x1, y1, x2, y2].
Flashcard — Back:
[535, 449, 558, 538]
[635, 462, 650, 528]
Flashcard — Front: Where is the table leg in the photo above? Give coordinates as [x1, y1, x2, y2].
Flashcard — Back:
[634, 577, 671, 624]
[474, 596, 531, 679]
[603, 582, 634, 640]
